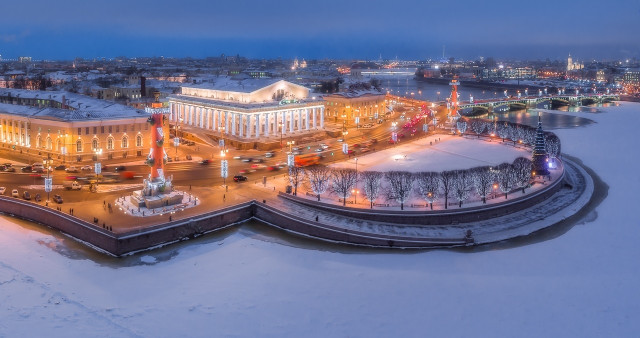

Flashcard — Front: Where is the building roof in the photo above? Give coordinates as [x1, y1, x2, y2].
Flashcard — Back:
[0, 88, 149, 121]
[181, 77, 304, 94]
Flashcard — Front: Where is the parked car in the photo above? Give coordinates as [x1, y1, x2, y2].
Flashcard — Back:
[32, 167, 44, 173]
[21, 166, 33, 172]
[3, 163, 12, 168]
[53, 194, 63, 204]
[11, 189, 19, 198]
[233, 175, 248, 182]
[0, 165, 6, 171]
[0, 187, 5, 195]
[65, 166, 79, 173]
[63, 181, 82, 190]
[4, 167, 15, 172]
[320, 143, 329, 149]
[22, 191, 31, 200]
[34, 194, 41, 202]
[54, 165, 67, 170]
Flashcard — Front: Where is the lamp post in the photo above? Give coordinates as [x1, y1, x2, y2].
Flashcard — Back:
[43, 155, 52, 203]
[93, 148, 102, 188]
[354, 157, 358, 203]
[279, 121, 283, 149]
[221, 150, 228, 191]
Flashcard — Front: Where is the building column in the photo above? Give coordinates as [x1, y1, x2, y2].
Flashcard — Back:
[320, 107, 324, 128]
[297, 109, 302, 131]
[305, 109, 310, 130]
[264, 113, 269, 137]
[230, 113, 235, 136]
[255, 114, 260, 138]
[289, 110, 294, 133]
[216, 110, 221, 131]
[205, 109, 210, 129]
[282, 111, 287, 135]
[239, 114, 244, 137]
[246, 115, 252, 138]
[225, 111, 230, 135]
[313, 107, 317, 129]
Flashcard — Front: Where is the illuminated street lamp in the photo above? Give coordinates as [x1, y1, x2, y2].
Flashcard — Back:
[220, 149, 228, 191]
[43, 155, 52, 202]
[93, 147, 103, 190]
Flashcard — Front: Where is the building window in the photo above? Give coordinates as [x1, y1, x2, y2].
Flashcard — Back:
[107, 137, 114, 150]
[77, 128, 81, 135]
[108, 126, 112, 133]
[101, 126, 105, 134]
[86, 127, 89, 134]
[116, 125, 119, 133]
[76, 140, 82, 152]
[136, 134, 143, 147]
[124, 125, 127, 133]
[46, 137, 52, 150]
[121, 136, 128, 148]
[92, 138, 99, 150]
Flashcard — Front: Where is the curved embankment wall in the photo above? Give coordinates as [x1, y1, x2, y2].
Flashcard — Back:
[0, 165, 564, 256]
[278, 168, 565, 225]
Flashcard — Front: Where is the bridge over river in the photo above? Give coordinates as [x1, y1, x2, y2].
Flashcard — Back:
[459, 94, 619, 115]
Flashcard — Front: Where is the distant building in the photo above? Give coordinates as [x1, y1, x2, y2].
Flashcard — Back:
[18, 56, 32, 63]
[567, 54, 584, 71]
[623, 68, 640, 85]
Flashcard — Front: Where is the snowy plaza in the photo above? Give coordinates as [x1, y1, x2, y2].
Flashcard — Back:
[0, 102, 639, 337]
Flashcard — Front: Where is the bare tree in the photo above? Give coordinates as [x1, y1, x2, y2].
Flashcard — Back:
[287, 166, 305, 196]
[385, 171, 414, 210]
[545, 133, 561, 159]
[439, 170, 455, 209]
[470, 119, 486, 138]
[415, 171, 440, 210]
[497, 121, 510, 142]
[452, 170, 473, 208]
[305, 165, 332, 201]
[497, 163, 516, 199]
[360, 171, 384, 209]
[331, 168, 358, 206]
[512, 157, 533, 193]
[472, 166, 495, 204]
[456, 119, 468, 135]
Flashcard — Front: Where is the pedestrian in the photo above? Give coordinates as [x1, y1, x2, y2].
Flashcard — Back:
[223, 194, 226, 202]
[169, 215, 172, 221]
[103, 222, 105, 228]
[189, 184, 192, 191]
[315, 215, 319, 222]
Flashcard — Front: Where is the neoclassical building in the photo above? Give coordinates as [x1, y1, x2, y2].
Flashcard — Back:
[168, 79, 325, 142]
[0, 89, 161, 163]
[323, 90, 387, 125]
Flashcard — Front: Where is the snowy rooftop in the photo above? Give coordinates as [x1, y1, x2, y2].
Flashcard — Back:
[181, 77, 288, 93]
[0, 89, 149, 121]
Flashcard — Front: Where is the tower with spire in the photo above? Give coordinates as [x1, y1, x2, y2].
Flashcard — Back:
[532, 112, 550, 176]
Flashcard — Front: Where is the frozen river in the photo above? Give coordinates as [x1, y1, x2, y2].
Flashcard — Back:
[1, 102, 639, 337]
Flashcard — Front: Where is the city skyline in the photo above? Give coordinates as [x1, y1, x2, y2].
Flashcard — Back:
[0, 0, 638, 60]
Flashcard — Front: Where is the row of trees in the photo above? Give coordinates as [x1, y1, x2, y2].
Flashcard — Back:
[287, 157, 534, 210]
[459, 118, 561, 159]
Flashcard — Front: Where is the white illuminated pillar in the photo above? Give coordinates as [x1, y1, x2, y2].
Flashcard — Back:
[305, 108, 310, 130]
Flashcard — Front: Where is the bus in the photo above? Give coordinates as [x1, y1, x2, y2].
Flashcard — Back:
[294, 153, 320, 167]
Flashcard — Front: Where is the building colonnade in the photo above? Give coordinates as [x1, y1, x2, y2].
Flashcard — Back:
[168, 102, 325, 139]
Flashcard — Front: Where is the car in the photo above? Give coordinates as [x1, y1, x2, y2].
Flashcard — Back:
[265, 152, 275, 158]
[21, 166, 33, 172]
[233, 175, 248, 182]
[238, 169, 249, 174]
[292, 147, 300, 151]
[266, 166, 279, 171]
[0, 165, 6, 171]
[22, 191, 31, 200]
[241, 158, 252, 162]
[0, 187, 5, 195]
[250, 164, 266, 170]
[320, 143, 329, 149]
[166, 157, 173, 162]
[114, 165, 127, 171]
[352, 144, 361, 148]
[346, 149, 355, 155]
[292, 151, 301, 155]
[360, 147, 371, 153]
[4, 167, 15, 172]
[81, 165, 92, 171]
[54, 165, 67, 170]
[34, 194, 41, 202]
[199, 159, 211, 164]
[53, 194, 63, 204]
[233, 156, 243, 160]
[315, 148, 323, 152]
[65, 166, 79, 173]
[252, 158, 264, 163]
[388, 138, 396, 144]
[3, 163, 12, 167]
[337, 138, 344, 142]
[11, 189, 19, 198]
[32, 167, 45, 173]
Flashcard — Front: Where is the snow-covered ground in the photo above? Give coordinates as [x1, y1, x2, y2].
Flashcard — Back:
[331, 135, 530, 172]
[1, 103, 639, 337]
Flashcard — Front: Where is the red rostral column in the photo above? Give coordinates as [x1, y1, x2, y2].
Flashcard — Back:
[150, 111, 164, 180]
[449, 75, 460, 117]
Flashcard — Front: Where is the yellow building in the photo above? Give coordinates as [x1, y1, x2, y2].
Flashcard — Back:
[323, 91, 386, 126]
[0, 89, 163, 163]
